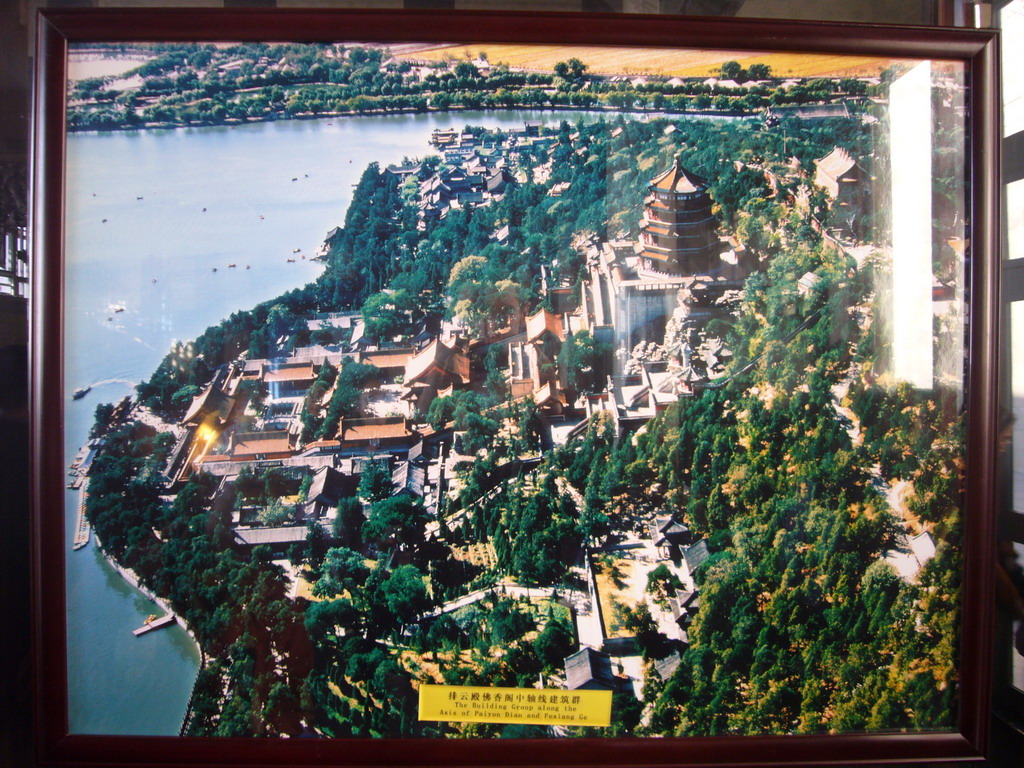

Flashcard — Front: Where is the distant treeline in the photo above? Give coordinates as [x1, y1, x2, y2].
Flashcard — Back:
[68, 42, 878, 131]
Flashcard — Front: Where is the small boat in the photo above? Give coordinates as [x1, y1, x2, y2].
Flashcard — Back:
[292, 248, 301, 253]
[101, 218, 108, 223]
[258, 215, 264, 220]
[212, 267, 217, 272]
[136, 196, 144, 200]
[300, 254, 305, 259]
[202, 207, 207, 212]
[245, 265, 251, 270]
[143, 614, 157, 625]
[291, 177, 298, 182]
[286, 258, 296, 263]
[151, 278, 157, 283]
[73, 386, 91, 400]
[227, 263, 237, 268]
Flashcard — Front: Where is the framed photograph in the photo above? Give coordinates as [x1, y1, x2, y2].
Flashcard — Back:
[31, 8, 1000, 766]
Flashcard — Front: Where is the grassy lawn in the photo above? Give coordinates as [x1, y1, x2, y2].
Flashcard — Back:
[591, 555, 637, 638]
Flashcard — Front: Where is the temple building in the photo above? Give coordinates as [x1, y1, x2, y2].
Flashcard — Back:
[507, 307, 566, 397]
[401, 338, 471, 414]
[813, 146, 868, 237]
[638, 159, 724, 275]
[580, 158, 747, 368]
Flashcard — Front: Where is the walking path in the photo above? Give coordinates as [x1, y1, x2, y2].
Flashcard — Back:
[420, 581, 590, 621]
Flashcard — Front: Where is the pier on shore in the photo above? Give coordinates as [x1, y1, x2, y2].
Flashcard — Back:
[72, 481, 91, 551]
[132, 614, 177, 636]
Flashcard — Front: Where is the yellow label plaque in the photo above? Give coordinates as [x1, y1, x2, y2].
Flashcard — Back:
[418, 685, 612, 727]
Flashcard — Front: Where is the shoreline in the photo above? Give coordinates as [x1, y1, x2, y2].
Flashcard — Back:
[90, 531, 207, 734]
[91, 532, 204, 658]
[66, 103, 758, 135]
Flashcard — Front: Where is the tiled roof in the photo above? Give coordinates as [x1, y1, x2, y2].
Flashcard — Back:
[525, 308, 565, 344]
[405, 339, 470, 385]
[564, 647, 616, 691]
[234, 526, 308, 547]
[308, 466, 346, 504]
[654, 652, 681, 681]
[533, 380, 562, 407]
[359, 348, 415, 369]
[684, 539, 710, 573]
[232, 430, 294, 458]
[338, 416, 412, 443]
[263, 362, 315, 383]
[815, 146, 856, 180]
[391, 461, 426, 496]
[181, 384, 232, 426]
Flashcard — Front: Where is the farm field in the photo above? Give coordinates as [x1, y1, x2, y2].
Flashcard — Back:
[393, 43, 909, 78]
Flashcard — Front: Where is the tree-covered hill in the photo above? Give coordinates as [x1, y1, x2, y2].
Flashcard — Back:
[559, 223, 963, 735]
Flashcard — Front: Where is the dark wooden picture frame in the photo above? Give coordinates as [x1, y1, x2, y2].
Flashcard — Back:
[31, 8, 1001, 766]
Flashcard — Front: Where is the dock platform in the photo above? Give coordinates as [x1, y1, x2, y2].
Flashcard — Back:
[72, 482, 90, 551]
[132, 614, 176, 636]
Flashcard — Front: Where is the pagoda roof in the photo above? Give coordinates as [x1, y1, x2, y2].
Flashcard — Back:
[650, 159, 707, 194]
[643, 221, 673, 237]
[638, 247, 673, 263]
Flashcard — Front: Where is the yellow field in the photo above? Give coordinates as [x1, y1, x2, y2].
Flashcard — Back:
[395, 43, 908, 79]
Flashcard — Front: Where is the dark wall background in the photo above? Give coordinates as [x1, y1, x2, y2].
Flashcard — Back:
[1, 2, 31, 766]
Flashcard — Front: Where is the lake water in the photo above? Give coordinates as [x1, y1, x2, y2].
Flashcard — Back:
[62, 108, 623, 734]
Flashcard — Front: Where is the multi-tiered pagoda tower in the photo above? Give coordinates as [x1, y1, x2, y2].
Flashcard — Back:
[638, 158, 723, 275]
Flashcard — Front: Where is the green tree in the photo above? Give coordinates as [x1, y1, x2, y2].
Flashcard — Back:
[313, 546, 370, 598]
[747, 63, 772, 80]
[363, 495, 429, 554]
[378, 564, 433, 631]
[719, 60, 745, 81]
[358, 459, 392, 503]
[558, 330, 602, 399]
[361, 289, 416, 341]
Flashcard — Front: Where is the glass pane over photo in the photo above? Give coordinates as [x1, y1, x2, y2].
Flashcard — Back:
[61, 39, 970, 739]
